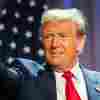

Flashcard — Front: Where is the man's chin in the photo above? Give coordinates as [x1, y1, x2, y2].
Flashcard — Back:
[48, 60, 64, 66]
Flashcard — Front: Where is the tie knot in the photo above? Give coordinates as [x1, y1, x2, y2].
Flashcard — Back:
[63, 71, 73, 81]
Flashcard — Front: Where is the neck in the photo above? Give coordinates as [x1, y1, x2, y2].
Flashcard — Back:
[53, 60, 78, 73]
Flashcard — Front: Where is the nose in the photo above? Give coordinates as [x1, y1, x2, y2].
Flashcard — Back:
[51, 37, 60, 48]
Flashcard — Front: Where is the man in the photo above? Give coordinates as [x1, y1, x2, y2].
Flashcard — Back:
[17, 8, 100, 100]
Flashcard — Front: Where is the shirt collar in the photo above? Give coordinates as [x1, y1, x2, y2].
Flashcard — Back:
[71, 61, 81, 80]
[54, 61, 81, 81]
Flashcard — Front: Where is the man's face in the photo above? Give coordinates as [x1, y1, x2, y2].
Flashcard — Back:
[42, 20, 85, 70]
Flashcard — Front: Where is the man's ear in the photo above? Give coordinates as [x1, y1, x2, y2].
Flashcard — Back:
[76, 34, 87, 55]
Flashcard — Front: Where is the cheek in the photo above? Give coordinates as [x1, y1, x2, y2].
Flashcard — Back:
[43, 43, 50, 51]
[42, 40, 49, 48]
[42, 41, 51, 55]
[65, 48, 76, 58]
[64, 40, 77, 58]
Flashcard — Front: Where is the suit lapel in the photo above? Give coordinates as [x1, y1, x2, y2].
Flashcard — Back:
[80, 64, 100, 100]
[47, 71, 57, 100]
[39, 65, 57, 100]
[80, 64, 91, 100]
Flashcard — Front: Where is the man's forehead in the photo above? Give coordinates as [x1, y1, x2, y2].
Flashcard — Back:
[42, 20, 78, 26]
[42, 20, 79, 32]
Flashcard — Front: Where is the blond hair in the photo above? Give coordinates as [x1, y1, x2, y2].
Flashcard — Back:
[41, 8, 88, 33]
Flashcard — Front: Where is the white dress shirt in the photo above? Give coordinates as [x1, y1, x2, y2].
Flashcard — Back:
[54, 62, 88, 100]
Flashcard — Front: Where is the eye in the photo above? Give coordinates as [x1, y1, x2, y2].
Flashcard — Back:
[43, 34, 53, 40]
[59, 34, 66, 38]
[58, 33, 69, 38]
[43, 35, 49, 39]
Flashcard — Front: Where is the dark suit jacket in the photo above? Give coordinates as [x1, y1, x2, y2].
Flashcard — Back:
[17, 64, 100, 100]
[0, 62, 19, 100]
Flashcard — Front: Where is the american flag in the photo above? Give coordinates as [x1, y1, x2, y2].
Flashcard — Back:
[0, 0, 48, 67]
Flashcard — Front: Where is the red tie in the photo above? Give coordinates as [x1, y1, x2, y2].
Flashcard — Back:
[63, 71, 81, 100]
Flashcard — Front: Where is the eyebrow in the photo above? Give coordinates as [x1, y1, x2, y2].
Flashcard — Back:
[44, 32, 67, 35]
[44, 32, 73, 37]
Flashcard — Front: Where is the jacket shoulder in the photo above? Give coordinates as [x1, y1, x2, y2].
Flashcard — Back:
[81, 64, 100, 83]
